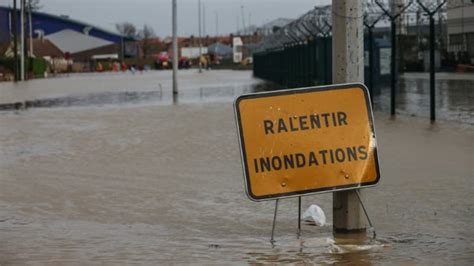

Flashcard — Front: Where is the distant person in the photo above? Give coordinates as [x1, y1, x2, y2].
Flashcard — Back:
[64, 52, 72, 76]
[67, 59, 73, 75]
[112, 62, 119, 72]
[200, 55, 208, 70]
[96, 62, 103, 72]
[206, 55, 211, 70]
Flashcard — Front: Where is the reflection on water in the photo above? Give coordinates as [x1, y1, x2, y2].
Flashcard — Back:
[240, 230, 470, 265]
[1, 77, 471, 125]
[232, 235, 386, 265]
[0, 83, 272, 111]
[374, 78, 474, 124]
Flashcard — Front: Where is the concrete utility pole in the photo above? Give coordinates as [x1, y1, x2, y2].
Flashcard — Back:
[20, 0, 25, 81]
[172, 0, 178, 94]
[332, 0, 366, 233]
[198, 0, 202, 73]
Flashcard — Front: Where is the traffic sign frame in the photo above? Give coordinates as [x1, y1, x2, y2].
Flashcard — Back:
[234, 83, 381, 201]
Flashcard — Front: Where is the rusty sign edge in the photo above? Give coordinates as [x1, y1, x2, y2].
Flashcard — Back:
[233, 82, 381, 202]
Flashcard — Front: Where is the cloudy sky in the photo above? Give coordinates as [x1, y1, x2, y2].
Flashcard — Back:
[1, 0, 332, 37]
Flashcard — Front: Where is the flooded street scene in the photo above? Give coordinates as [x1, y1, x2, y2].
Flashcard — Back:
[1, 0, 474, 265]
[1, 70, 473, 264]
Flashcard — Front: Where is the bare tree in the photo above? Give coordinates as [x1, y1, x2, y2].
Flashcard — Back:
[115, 22, 138, 38]
[138, 24, 156, 59]
[26, 0, 41, 57]
[27, 0, 42, 11]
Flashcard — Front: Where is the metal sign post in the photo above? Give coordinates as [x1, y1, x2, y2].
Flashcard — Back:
[270, 199, 279, 244]
[297, 196, 301, 235]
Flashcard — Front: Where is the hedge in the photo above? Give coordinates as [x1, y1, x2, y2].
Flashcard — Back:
[0, 57, 47, 77]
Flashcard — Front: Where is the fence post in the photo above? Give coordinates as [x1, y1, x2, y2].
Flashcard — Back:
[429, 16, 435, 121]
[417, 0, 446, 122]
[390, 19, 396, 116]
[375, 0, 413, 116]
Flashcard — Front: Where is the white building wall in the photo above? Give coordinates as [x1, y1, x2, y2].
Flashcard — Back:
[447, 0, 474, 56]
[181, 47, 208, 59]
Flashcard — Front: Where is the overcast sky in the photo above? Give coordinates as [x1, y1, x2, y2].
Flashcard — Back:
[1, 0, 332, 37]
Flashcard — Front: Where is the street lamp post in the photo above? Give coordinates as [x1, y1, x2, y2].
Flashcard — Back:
[20, 0, 25, 81]
[12, 0, 18, 82]
[198, 0, 202, 73]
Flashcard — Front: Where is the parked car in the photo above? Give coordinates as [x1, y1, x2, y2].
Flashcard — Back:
[155, 52, 172, 70]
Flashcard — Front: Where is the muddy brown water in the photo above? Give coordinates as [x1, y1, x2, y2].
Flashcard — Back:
[0, 72, 473, 264]
[375, 77, 474, 124]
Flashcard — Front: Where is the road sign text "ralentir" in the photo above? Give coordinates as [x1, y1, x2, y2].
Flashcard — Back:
[263, 111, 348, 135]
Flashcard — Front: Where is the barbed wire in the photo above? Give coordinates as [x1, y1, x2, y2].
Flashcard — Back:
[255, 0, 460, 54]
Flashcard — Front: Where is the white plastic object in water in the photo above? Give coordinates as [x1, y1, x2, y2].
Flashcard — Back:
[303, 204, 326, 226]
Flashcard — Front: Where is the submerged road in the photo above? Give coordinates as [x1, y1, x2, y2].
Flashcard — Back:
[0, 70, 473, 264]
[0, 70, 260, 105]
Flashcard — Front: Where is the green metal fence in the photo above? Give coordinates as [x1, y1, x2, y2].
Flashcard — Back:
[253, 1, 448, 122]
[253, 37, 332, 88]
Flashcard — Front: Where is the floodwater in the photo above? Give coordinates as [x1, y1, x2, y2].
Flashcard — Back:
[375, 74, 474, 124]
[0, 71, 473, 264]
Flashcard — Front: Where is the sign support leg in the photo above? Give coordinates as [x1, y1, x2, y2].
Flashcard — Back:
[298, 196, 301, 236]
[270, 199, 279, 244]
[355, 190, 376, 240]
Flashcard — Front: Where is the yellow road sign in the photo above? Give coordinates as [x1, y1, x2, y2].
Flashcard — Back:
[234, 83, 380, 201]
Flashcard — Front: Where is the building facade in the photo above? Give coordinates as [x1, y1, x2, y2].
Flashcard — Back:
[0, 6, 136, 61]
[447, 0, 474, 63]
